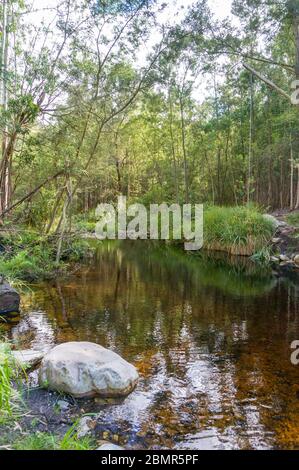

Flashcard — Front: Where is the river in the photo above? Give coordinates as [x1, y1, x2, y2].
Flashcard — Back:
[10, 240, 299, 449]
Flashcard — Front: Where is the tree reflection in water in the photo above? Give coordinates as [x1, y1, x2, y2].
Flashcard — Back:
[11, 241, 299, 449]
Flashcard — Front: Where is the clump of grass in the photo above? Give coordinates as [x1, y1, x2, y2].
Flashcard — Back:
[59, 422, 94, 450]
[286, 211, 299, 227]
[204, 206, 275, 256]
[13, 432, 57, 450]
[0, 247, 58, 282]
[0, 342, 23, 422]
[13, 427, 94, 450]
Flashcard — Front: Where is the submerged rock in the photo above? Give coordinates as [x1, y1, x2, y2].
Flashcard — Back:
[0, 282, 20, 314]
[12, 349, 44, 369]
[39, 341, 139, 398]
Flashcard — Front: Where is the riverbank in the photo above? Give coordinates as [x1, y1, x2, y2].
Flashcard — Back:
[0, 228, 95, 285]
[0, 339, 133, 450]
[267, 210, 299, 272]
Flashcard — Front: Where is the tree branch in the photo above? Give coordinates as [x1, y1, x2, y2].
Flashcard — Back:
[243, 62, 291, 102]
[0, 171, 64, 218]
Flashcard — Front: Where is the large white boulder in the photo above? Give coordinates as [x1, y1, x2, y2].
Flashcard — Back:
[38, 341, 138, 398]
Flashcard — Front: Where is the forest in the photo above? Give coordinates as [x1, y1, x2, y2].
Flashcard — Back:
[0, 0, 299, 455]
[1, 0, 299, 224]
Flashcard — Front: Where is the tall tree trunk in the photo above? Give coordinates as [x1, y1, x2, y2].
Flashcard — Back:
[295, 165, 299, 209]
[0, 0, 9, 214]
[247, 72, 254, 205]
[179, 94, 188, 203]
[290, 132, 294, 210]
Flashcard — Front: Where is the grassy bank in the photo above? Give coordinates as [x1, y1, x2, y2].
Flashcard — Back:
[75, 205, 275, 258]
[0, 229, 94, 284]
[0, 205, 275, 285]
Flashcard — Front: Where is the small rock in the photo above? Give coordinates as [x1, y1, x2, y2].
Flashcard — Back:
[97, 443, 125, 450]
[272, 238, 281, 244]
[294, 255, 299, 266]
[279, 254, 289, 262]
[12, 349, 44, 369]
[0, 282, 20, 314]
[263, 214, 280, 228]
[277, 220, 288, 228]
[270, 256, 279, 262]
[77, 416, 97, 438]
[57, 400, 70, 411]
[279, 261, 292, 267]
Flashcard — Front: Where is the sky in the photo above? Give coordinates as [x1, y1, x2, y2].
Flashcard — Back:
[28, 0, 233, 27]
[25, 0, 235, 104]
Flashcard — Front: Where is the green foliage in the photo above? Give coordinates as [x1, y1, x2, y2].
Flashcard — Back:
[74, 211, 97, 233]
[12, 431, 93, 450]
[204, 206, 275, 255]
[13, 427, 94, 450]
[59, 421, 94, 450]
[13, 432, 57, 450]
[0, 230, 94, 283]
[286, 211, 299, 227]
[90, 0, 156, 16]
[0, 342, 23, 422]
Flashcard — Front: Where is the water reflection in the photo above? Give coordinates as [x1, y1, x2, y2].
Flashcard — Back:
[11, 241, 299, 449]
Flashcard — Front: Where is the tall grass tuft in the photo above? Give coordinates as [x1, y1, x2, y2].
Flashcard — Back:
[204, 206, 275, 256]
[0, 342, 22, 421]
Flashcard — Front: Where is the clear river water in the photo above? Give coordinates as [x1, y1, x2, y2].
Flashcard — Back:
[9, 240, 299, 449]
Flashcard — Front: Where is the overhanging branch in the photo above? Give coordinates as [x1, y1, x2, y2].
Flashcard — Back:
[243, 62, 291, 102]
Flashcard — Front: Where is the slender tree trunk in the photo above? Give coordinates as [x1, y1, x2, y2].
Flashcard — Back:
[179, 94, 188, 203]
[0, 0, 9, 214]
[168, 88, 179, 202]
[295, 165, 299, 209]
[247, 72, 254, 205]
[290, 132, 294, 210]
